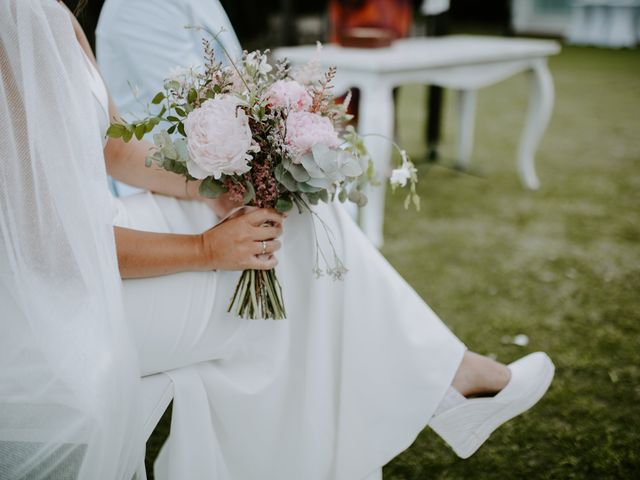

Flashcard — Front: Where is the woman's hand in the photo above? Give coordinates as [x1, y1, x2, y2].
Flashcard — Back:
[199, 208, 284, 271]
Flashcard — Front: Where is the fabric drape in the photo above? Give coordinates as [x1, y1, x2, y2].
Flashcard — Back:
[0, 1, 143, 478]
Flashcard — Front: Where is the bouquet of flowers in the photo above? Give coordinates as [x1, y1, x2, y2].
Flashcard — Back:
[108, 31, 419, 320]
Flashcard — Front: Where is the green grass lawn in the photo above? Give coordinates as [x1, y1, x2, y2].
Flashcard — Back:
[146, 45, 640, 479]
[381, 45, 640, 479]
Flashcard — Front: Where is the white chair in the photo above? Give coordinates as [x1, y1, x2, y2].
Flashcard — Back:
[0, 387, 173, 480]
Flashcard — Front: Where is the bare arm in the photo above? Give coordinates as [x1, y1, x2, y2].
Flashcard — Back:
[62, 7, 277, 278]
[104, 127, 202, 200]
[116, 209, 283, 278]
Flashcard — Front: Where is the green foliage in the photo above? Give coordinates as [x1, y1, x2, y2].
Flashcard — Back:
[275, 195, 294, 213]
[151, 92, 165, 105]
[243, 181, 255, 204]
[198, 177, 227, 199]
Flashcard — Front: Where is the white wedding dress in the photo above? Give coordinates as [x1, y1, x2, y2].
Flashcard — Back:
[93, 1, 466, 479]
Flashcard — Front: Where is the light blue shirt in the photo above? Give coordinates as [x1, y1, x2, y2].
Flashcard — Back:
[96, 0, 242, 196]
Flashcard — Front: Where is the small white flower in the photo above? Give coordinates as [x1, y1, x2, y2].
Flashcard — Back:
[390, 168, 411, 188]
[390, 152, 416, 188]
[245, 52, 272, 75]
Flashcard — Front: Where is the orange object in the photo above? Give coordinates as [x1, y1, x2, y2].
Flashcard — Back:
[329, 0, 413, 47]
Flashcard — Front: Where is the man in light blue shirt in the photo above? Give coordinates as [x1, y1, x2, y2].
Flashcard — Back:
[97, 0, 242, 196]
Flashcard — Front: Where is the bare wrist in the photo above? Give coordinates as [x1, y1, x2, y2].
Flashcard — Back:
[186, 180, 202, 200]
[193, 233, 215, 271]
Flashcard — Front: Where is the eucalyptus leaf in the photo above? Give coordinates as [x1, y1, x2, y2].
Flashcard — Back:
[173, 138, 189, 163]
[305, 192, 321, 205]
[339, 154, 363, 177]
[300, 154, 325, 179]
[199, 178, 226, 198]
[286, 162, 311, 183]
[306, 177, 332, 190]
[275, 196, 293, 212]
[349, 189, 368, 207]
[154, 131, 177, 160]
[274, 164, 298, 191]
[311, 144, 339, 174]
[243, 181, 255, 204]
[297, 182, 323, 193]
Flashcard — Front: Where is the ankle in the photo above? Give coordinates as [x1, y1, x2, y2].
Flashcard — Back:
[451, 352, 511, 397]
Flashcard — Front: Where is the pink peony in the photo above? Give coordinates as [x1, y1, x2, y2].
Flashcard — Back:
[184, 95, 255, 179]
[265, 80, 313, 111]
[285, 111, 340, 161]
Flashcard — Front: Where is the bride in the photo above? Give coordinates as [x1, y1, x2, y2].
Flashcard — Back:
[0, 1, 554, 479]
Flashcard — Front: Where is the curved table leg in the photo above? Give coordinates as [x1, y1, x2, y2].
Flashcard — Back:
[456, 89, 477, 170]
[358, 82, 395, 248]
[518, 58, 555, 190]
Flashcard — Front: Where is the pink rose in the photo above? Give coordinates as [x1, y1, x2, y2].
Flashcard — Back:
[184, 95, 255, 179]
[285, 111, 340, 162]
[265, 80, 312, 111]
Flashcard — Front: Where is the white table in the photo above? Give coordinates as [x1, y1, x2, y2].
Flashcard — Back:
[275, 35, 561, 247]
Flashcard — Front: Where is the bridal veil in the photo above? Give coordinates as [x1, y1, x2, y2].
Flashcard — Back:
[0, 1, 143, 478]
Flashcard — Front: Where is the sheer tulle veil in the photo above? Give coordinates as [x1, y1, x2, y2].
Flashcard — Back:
[0, 0, 143, 478]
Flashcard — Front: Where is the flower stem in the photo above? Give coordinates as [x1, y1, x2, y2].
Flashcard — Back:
[228, 269, 286, 319]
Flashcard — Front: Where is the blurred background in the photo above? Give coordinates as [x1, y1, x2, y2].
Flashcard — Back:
[66, 0, 639, 478]
[69, 1, 587, 49]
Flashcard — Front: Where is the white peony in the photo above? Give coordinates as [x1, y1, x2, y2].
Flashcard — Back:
[184, 95, 256, 179]
[264, 80, 312, 111]
[285, 111, 340, 162]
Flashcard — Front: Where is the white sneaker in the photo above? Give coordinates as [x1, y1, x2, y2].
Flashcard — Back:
[429, 352, 555, 459]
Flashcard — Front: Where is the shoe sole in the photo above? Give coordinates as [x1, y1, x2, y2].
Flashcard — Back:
[453, 355, 555, 458]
